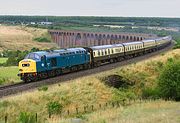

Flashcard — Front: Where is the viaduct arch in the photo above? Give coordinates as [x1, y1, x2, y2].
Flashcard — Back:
[49, 30, 157, 48]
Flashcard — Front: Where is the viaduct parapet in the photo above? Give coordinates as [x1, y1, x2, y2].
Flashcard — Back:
[49, 30, 157, 48]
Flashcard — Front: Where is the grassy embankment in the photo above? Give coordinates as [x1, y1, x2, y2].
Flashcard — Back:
[58, 100, 180, 123]
[0, 49, 179, 122]
[0, 58, 8, 64]
[0, 58, 19, 85]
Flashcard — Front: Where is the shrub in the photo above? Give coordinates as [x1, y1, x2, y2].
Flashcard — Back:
[38, 86, 48, 91]
[47, 101, 63, 115]
[18, 112, 36, 123]
[158, 59, 180, 101]
[33, 37, 50, 42]
[142, 87, 160, 99]
[112, 88, 136, 103]
[0, 78, 6, 85]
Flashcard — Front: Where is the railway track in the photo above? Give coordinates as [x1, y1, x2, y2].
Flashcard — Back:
[0, 43, 174, 98]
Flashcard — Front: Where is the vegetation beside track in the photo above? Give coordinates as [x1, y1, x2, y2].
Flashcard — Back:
[55, 100, 180, 123]
[0, 66, 19, 85]
[0, 49, 179, 122]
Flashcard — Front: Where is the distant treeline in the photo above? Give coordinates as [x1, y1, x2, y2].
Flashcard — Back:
[0, 16, 180, 27]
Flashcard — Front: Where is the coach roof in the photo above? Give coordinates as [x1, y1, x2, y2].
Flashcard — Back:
[90, 44, 123, 50]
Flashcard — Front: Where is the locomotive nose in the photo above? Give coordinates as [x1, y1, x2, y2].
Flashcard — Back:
[18, 59, 37, 74]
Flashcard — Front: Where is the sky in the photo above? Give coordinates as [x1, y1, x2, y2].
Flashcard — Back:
[0, 0, 180, 17]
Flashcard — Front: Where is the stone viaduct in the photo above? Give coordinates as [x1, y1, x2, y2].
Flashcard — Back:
[49, 30, 157, 48]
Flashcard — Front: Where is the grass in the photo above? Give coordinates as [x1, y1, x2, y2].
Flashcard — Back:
[0, 58, 7, 64]
[0, 49, 179, 122]
[0, 66, 20, 85]
[0, 25, 58, 51]
[54, 100, 180, 123]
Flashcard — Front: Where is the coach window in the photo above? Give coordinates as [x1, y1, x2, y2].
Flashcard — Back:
[108, 49, 110, 54]
[102, 51, 104, 56]
[93, 52, 95, 56]
[105, 50, 107, 55]
[112, 49, 114, 54]
[98, 51, 100, 56]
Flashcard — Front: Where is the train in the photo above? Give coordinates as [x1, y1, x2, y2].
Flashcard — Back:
[18, 36, 172, 82]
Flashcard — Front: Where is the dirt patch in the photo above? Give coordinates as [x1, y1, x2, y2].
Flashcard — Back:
[102, 75, 132, 88]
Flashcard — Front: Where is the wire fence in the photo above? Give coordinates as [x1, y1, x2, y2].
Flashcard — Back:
[0, 98, 170, 123]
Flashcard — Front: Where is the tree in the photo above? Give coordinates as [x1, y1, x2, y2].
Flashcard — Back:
[158, 59, 180, 101]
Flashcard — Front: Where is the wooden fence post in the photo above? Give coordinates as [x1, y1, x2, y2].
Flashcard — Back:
[116, 101, 119, 107]
[123, 99, 125, 105]
[76, 107, 79, 114]
[84, 106, 86, 113]
[67, 110, 70, 115]
[49, 113, 51, 118]
[112, 102, 114, 108]
[35, 113, 37, 123]
[91, 105, 94, 111]
[5, 115, 7, 123]
[99, 104, 101, 109]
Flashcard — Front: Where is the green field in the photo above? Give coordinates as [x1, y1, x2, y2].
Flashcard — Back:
[0, 58, 8, 64]
[0, 66, 20, 85]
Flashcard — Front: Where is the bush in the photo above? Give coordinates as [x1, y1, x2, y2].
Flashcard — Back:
[142, 87, 160, 99]
[112, 88, 136, 103]
[33, 37, 50, 42]
[18, 112, 36, 123]
[0, 78, 6, 85]
[38, 86, 48, 91]
[47, 101, 63, 115]
[158, 59, 180, 101]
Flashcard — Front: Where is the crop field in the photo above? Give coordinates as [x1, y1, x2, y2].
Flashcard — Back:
[0, 25, 58, 51]
[0, 49, 179, 122]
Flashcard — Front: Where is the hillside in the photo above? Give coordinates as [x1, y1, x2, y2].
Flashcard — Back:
[59, 100, 180, 123]
[0, 49, 179, 122]
[0, 25, 58, 51]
